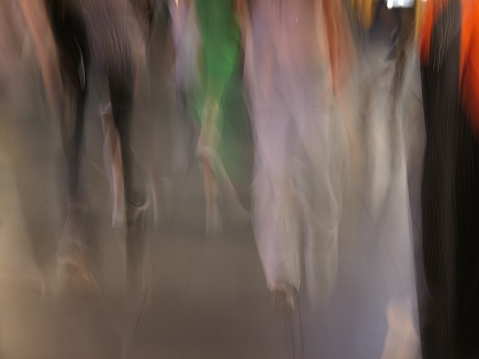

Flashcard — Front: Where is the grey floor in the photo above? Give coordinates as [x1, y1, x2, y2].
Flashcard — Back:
[0, 23, 425, 359]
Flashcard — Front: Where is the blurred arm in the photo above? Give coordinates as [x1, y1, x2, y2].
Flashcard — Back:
[316, 0, 356, 94]
[17, 0, 63, 115]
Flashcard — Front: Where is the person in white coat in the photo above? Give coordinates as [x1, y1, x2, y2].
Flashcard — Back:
[242, 0, 356, 316]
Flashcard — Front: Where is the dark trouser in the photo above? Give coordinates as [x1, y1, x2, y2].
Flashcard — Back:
[46, 0, 148, 292]
[419, 0, 479, 356]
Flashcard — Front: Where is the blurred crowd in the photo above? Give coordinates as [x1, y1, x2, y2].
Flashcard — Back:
[1, 0, 479, 357]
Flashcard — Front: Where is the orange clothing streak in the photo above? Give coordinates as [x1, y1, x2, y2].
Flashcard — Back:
[460, 0, 479, 133]
[419, 0, 479, 136]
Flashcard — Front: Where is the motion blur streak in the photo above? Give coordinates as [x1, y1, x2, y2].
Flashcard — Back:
[0, 0, 475, 357]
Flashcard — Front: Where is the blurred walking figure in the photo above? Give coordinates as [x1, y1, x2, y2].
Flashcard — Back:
[418, 0, 479, 356]
[190, 0, 248, 235]
[242, 0, 355, 315]
[19, 0, 150, 301]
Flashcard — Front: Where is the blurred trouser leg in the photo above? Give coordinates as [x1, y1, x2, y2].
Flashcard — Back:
[56, 83, 98, 297]
[49, 0, 88, 230]
[285, 70, 341, 309]
[125, 198, 149, 302]
[302, 171, 341, 308]
[171, 86, 191, 173]
[55, 15, 94, 295]
[252, 101, 341, 311]
[301, 132, 341, 309]
[300, 103, 341, 309]
[252, 105, 301, 297]
[198, 94, 221, 234]
[109, 64, 150, 301]
[62, 86, 86, 210]
[248, 0, 342, 313]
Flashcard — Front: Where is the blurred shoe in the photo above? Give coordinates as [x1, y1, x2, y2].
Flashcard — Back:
[271, 282, 296, 320]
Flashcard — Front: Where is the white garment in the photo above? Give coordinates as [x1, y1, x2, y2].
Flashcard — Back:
[169, 0, 200, 93]
[167, 0, 197, 174]
[247, 0, 343, 308]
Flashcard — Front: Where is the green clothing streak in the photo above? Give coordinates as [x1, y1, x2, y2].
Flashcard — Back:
[191, 0, 249, 182]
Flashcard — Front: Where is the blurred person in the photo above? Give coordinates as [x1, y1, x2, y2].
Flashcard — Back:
[190, 0, 249, 235]
[418, 0, 479, 356]
[242, 0, 356, 316]
[19, 0, 150, 301]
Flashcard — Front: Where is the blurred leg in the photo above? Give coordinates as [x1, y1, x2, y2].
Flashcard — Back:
[295, 89, 341, 309]
[49, 3, 100, 297]
[248, 1, 302, 316]
[252, 105, 301, 300]
[198, 94, 222, 234]
[109, 64, 149, 301]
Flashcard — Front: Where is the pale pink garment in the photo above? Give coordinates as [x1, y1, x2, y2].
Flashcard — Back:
[246, 0, 344, 308]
